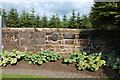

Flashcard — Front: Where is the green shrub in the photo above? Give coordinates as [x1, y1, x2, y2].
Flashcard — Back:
[64, 52, 106, 71]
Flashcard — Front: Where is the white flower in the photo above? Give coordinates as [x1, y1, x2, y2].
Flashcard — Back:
[2, 45, 4, 49]
[24, 46, 28, 50]
[40, 48, 44, 51]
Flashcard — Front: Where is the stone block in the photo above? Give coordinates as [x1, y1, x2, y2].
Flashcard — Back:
[63, 53, 69, 56]
[56, 49, 61, 52]
[74, 30, 80, 34]
[45, 45, 51, 48]
[58, 41, 63, 44]
[20, 28, 34, 32]
[57, 29, 68, 33]
[51, 41, 59, 45]
[60, 46, 64, 49]
[50, 48, 55, 51]
[46, 32, 53, 35]
[51, 45, 59, 48]
[46, 41, 51, 44]
[48, 36, 51, 40]
[45, 37, 48, 40]
[80, 40, 88, 46]
[58, 37, 63, 40]
[34, 46, 45, 51]
[61, 49, 68, 52]
[74, 42, 80, 46]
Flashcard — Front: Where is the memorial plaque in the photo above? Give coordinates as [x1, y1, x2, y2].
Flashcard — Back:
[63, 33, 75, 39]
[35, 39, 45, 45]
[34, 32, 45, 38]
[30, 39, 45, 45]
[65, 40, 74, 45]
[19, 32, 30, 38]
[51, 33, 58, 41]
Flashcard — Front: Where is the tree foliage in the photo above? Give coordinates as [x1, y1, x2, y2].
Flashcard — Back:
[41, 15, 48, 28]
[48, 15, 61, 28]
[7, 8, 19, 27]
[2, 8, 91, 29]
[90, 2, 120, 30]
[19, 11, 30, 27]
[68, 10, 77, 28]
[62, 14, 68, 28]
[76, 13, 81, 29]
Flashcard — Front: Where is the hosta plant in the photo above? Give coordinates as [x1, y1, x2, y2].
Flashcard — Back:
[64, 52, 106, 71]
[24, 50, 62, 65]
[0, 49, 26, 66]
[64, 52, 87, 63]
[77, 53, 106, 71]
[37, 50, 62, 62]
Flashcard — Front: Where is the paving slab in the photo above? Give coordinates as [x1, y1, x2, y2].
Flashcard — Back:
[2, 69, 97, 78]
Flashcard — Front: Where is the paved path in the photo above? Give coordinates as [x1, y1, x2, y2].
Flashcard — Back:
[1, 69, 98, 78]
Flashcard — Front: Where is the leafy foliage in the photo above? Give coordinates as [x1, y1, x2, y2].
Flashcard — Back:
[101, 52, 120, 73]
[64, 52, 106, 71]
[90, 2, 120, 30]
[41, 15, 48, 28]
[0, 50, 62, 66]
[2, 8, 91, 29]
[68, 10, 77, 28]
[48, 15, 61, 28]
[62, 14, 68, 28]
[0, 49, 26, 66]
[6, 8, 19, 27]
[23, 50, 62, 65]
[2, 49, 119, 73]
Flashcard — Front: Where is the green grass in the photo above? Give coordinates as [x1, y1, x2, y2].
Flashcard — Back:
[0, 74, 64, 80]
[0, 74, 47, 78]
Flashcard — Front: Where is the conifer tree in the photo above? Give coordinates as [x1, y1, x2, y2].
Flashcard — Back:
[62, 14, 68, 28]
[30, 8, 36, 27]
[35, 14, 41, 28]
[68, 10, 77, 28]
[7, 8, 19, 27]
[55, 15, 61, 28]
[90, 2, 120, 30]
[49, 15, 60, 28]
[2, 9, 7, 27]
[20, 10, 32, 27]
[41, 15, 48, 28]
[76, 12, 81, 29]
[49, 15, 56, 28]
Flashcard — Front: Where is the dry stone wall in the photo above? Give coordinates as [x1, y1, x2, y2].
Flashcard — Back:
[2, 28, 120, 56]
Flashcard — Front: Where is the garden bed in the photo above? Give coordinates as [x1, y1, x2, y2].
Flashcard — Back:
[2, 60, 120, 78]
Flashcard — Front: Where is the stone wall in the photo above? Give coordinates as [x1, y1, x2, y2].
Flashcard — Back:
[2, 28, 120, 56]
